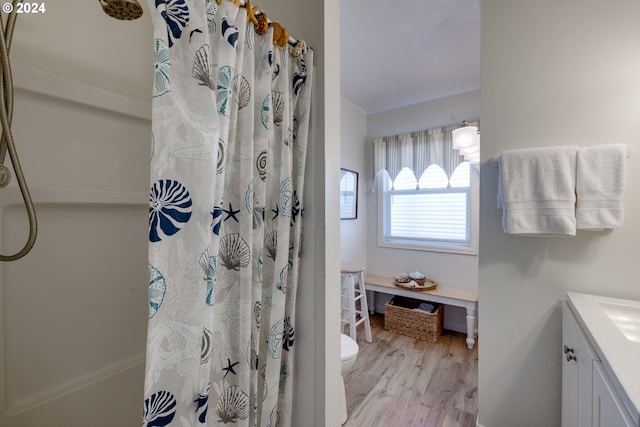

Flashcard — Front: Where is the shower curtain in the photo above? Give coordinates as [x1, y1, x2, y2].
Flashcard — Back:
[143, 1, 313, 426]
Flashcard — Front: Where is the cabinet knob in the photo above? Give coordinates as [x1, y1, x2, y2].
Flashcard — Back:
[564, 345, 577, 362]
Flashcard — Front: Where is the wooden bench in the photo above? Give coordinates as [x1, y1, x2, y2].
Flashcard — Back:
[364, 275, 478, 349]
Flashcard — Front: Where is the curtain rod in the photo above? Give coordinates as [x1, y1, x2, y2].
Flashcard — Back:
[236, 0, 301, 49]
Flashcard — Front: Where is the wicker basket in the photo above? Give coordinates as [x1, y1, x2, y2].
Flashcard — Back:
[384, 296, 443, 343]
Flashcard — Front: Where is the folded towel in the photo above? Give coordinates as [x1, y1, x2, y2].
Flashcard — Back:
[416, 303, 435, 313]
[576, 144, 630, 230]
[498, 145, 578, 236]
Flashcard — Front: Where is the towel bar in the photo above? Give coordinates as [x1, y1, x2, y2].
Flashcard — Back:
[490, 144, 632, 168]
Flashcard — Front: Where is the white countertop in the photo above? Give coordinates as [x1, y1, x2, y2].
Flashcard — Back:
[567, 292, 640, 425]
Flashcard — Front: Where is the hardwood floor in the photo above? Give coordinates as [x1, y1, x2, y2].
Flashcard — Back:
[343, 314, 478, 427]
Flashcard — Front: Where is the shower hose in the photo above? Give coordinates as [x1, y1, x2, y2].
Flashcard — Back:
[0, 1, 38, 261]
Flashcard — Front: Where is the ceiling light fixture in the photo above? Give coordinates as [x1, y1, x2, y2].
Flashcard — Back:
[452, 121, 480, 164]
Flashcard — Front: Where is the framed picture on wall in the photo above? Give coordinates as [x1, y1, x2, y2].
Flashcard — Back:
[340, 168, 358, 220]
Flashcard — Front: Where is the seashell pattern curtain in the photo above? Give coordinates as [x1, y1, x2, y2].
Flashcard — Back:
[144, 1, 313, 426]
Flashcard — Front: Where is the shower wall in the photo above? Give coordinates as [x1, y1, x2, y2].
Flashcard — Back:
[0, 71, 151, 426]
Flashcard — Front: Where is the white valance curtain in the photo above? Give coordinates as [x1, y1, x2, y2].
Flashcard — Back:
[373, 122, 478, 184]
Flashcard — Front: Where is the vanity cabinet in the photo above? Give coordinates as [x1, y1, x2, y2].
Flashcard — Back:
[592, 361, 635, 427]
[562, 300, 636, 427]
[562, 301, 599, 427]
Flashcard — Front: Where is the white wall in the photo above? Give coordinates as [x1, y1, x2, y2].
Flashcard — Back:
[365, 90, 480, 288]
[479, 1, 640, 426]
[340, 97, 367, 267]
[364, 90, 480, 330]
[320, 3, 343, 424]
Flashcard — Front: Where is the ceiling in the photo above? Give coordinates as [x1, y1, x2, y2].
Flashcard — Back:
[340, 0, 481, 114]
[12, 1, 480, 114]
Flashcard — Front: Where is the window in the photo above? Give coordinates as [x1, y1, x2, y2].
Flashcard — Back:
[339, 168, 358, 219]
[379, 163, 478, 254]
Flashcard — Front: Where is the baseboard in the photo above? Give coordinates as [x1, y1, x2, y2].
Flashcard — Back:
[444, 319, 466, 334]
[476, 414, 486, 427]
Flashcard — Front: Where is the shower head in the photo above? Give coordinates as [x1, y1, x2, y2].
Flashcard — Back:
[99, 0, 143, 20]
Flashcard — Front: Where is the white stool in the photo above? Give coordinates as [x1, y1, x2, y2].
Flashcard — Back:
[340, 263, 372, 343]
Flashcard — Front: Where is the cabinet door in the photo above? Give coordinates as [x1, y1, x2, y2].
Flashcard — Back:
[592, 361, 634, 427]
[562, 303, 599, 427]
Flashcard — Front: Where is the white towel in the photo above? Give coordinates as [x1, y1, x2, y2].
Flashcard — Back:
[576, 144, 630, 230]
[498, 145, 578, 236]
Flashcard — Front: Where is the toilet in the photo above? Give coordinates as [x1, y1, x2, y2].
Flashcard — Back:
[338, 333, 359, 424]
